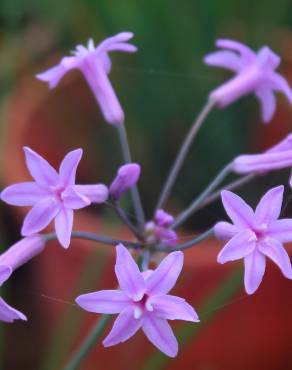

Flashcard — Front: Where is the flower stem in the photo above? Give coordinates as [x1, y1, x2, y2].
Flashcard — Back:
[110, 201, 144, 241]
[44, 231, 140, 249]
[155, 227, 214, 252]
[139, 249, 151, 271]
[63, 314, 111, 370]
[117, 123, 145, 230]
[195, 173, 256, 211]
[172, 163, 232, 229]
[156, 99, 215, 210]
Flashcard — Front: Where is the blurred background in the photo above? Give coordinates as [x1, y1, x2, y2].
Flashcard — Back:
[1, 0, 292, 369]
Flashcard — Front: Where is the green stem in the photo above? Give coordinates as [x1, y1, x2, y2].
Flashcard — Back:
[117, 123, 145, 231]
[155, 227, 214, 252]
[172, 163, 232, 229]
[44, 231, 140, 249]
[63, 314, 111, 370]
[110, 201, 143, 241]
[195, 173, 256, 211]
[156, 99, 215, 210]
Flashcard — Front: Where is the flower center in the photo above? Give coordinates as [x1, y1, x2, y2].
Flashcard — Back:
[252, 223, 268, 240]
[50, 185, 65, 202]
[133, 294, 153, 319]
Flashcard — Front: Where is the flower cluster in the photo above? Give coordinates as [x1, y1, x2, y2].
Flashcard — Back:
[1, 31, 292, 363]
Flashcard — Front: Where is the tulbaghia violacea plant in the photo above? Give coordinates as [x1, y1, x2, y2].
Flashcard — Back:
[1, 31, 292, 367]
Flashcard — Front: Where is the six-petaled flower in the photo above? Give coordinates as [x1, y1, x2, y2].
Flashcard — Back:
[215, 186, 292, 294]
[0, 147, 108, 248]
[204, 39, 292, 123]
[76, 244, 199, 357]
[36, 32, 137, 126]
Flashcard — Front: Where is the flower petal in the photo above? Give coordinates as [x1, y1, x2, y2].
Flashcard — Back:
[254, 185, 284, 224]
[23, 147, 59, 187]
[0, 182, 49, 206]
[149, 294, 199, 322]
[233, 150, 292, 174]
[244, 250, 266, 294]
[74, 184, 108, 203]
[269, 72, 292, 104]
[145, 251, 183, 295]
[97, 32, 136, 54]
[204, 50, 242, 71]
[81, 63, 124, 125]
[0, 297, 27, 323]
[215, 39, 255, 62]
[0, 265, 12, 286]
[54, 208, 73, 248]
[142, 315, 178, 358]
[21, 197, 59, 236]
[115, 244, 145, 301]
[76, 290, 131, 314]
[266, 219, 292, 242]
[0, 236, 45, 271]
[221, 190, 254, 228]
[217, 230, 256, 264]
[36, 63, 68, 89]
[59, 149, 83, 186]
[258, 238, 292, 279]
[255, 88, 276, 123]
[61, 187, 90, 209]
[214, 221, 240, 241]
[103, 306, 142, 347]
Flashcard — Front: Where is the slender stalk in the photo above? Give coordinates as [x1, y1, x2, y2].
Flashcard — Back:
[156, 99, 216, 210]
[63, 314, 111, 370]
[195, 173, 256, 211]
[111, 201, 143, 241]
[117, 123, 145, 230]
[140, 249, 151, 271]
[172, 163, 232, 229]
[44, 231, 140, 249]
[155, 227, 214, 252]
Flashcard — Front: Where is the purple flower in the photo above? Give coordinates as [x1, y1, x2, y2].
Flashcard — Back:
[145, 210, 177, 247]
[76, 244, 198, 357]
[215, 186, 292, 294]
[36, 32, 137, 126]
[0, 235, 45, 323]
[109, 163, 141, 200]
[1, 147, 108, 248]
[0, 235, 45, 271]
[204, 39, 292, 123]
[233, 133, 292, 174]
[0, 265, 27, 323]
